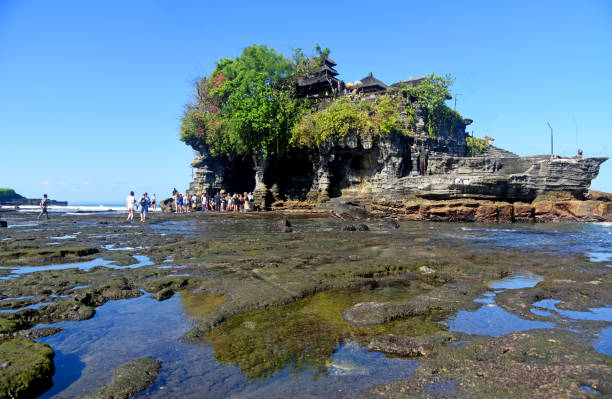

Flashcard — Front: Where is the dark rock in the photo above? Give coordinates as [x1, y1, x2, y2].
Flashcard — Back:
[383, 220, 400, 229]
[0, 338, 55, 399]
[154, 288, 174, 301]
[342, 225, 357, 231]
[160, 198, 175, 213]
[0, 221, 7, 228]
[357, 224, 369, 231]
[14, 327, 64, 340]
[368, 332, 454, 357]
[81, 356, 162, 399]
[278, 218, 291, 227]
[278, 219, 293, 232]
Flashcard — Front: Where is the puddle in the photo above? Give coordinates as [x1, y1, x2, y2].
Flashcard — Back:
[449, 272, 554, 337]
[0, 256, 154, 279]
[50, 235, 77, 240]
[0, 301, 54, 313]
[579, 385, 601, 395]
[530, 299, 612, 356]
[205, 282, 437, 382]
[37, 292, 419, 399]
[488, 272, 542, 290]
[532, 299, 612, 322]
[588, 252, 611, 262]
[103, 244, 137, 251]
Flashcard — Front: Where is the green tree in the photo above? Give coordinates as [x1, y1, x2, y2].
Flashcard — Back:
[181, 44, 304, 157]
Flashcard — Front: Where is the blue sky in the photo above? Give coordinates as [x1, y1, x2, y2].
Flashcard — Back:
[1, 0, 611, 203]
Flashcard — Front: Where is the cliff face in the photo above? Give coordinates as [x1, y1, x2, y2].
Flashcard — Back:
[187, 104, 608, 221]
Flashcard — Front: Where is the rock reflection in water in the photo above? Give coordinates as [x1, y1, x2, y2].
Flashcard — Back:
[205, 282, 440, 380]
[35, 287, 426, 399]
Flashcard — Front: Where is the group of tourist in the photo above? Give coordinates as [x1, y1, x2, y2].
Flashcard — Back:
[125, 188, 255, 219]
[125, 191, 157, 222]
[171, 188, 255, 213]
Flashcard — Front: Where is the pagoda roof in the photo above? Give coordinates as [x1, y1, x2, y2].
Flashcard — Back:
[297, 74, 342, 86]
[357, 72, 388, 90]
[322, 57, 337, 66]
[316, 64, 339, 76]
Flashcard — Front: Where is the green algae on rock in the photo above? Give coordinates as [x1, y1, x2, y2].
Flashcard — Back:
[81, 356, 162, 399]
[204, 284, 444, 380]
[0, 338, 54, 399]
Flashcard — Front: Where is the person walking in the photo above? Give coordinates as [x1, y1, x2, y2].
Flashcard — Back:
[214, 192, 220, 212]
[37, 194, 49, 220]
[126, 191, 135, 222]
[151, 194, 157, 211]
[140, 192, 150, 222]
[177, 193, 184, 213]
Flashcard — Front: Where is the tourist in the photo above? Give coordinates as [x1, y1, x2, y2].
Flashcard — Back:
[214, 192, 220, 212]
[191, 193, 198, 211]
[151, 194, 157, 211]
[37, 194, 49, 220]
[126, 191, 135, 222]
[248, 192, 254, 210]
[140, 192, 150, 222]
[177, 193, 184, 213]
[173, 191, 179, 213]
[184, 193, 191, 212]
[201, 192, 208, 211]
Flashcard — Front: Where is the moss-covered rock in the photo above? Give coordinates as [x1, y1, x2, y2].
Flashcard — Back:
[0, 246, 99, 265]
[0, 338, 54, 399]
[81, 357, 162, 399]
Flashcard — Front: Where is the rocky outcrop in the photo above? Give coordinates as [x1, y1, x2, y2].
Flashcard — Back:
[368, 197, 612, 222]
[81, 357, 162, 399]
[185, 102, 608, 221]
[0, 189, 67, 206]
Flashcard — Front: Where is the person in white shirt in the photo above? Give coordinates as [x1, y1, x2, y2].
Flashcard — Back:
[126, 191, 135, 222]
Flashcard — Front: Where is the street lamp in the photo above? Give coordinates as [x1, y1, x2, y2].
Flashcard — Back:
[454, 93, 462, 111]
[546, 121, 553, 157]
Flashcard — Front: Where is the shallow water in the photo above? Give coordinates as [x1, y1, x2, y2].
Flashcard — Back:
[38, 291, 419, 399]
[2, 216, 608, 397]
[0, 255, 153, 279]
[449, 272, 556, 337]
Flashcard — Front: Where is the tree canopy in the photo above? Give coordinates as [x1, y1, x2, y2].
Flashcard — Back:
[181, 44, 302, 157]
[180, 45, 459, 156]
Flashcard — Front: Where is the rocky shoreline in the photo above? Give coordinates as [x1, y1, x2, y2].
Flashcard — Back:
[247, 189, 612, 223]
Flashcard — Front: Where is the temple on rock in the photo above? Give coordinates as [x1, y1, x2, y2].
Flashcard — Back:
[354, 72, 388, 94]
[186, 61, 607, 222]
[296, 57, 344, 98]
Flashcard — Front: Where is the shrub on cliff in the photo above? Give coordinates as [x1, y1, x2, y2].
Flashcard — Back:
[390, 74, 462, 137]
[290, 96, 404, 147]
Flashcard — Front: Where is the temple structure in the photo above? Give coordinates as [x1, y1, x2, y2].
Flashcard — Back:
[354, 72, 388, 94]
[296, 57, 344, 97]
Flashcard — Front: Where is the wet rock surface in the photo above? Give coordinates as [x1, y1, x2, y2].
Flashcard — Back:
[81, 356, 162, 399]
[362, 329, 612, 399]
[0, 210, 610, 398]
[0, 337, 54, 399]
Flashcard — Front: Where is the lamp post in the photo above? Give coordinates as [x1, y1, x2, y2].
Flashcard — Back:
[546, 121, 553, 158]
[454, 93, 462, 111]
